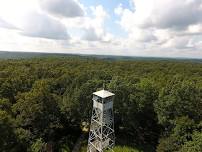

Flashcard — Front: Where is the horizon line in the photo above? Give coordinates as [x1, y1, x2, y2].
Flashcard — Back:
[0, 50, 202, 60]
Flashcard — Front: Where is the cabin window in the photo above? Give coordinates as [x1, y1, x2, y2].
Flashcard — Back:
[93, 95, 102, 103]
[103, 96, 112, 104]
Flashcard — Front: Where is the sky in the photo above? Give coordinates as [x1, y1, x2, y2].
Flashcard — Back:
[0, 0, 202, 58]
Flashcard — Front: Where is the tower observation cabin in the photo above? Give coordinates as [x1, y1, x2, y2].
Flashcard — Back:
[87, 89, 115, 152]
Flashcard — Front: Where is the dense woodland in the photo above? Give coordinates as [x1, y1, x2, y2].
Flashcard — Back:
[0, 56, 202, 152]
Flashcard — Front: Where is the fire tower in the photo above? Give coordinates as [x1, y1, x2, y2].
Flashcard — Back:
[87, 89, 115, 152]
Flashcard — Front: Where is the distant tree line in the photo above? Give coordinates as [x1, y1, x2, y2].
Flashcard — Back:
[0, 57, 201, 152]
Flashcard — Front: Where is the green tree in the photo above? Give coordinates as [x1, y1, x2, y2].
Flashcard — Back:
[29, 138, 45, 152]
[180, 131, 202, 152]
[0, 110, 19, 151]
[12, 79, 62, 141]
[154, 78, 202, 126]
[157, 116, 196, 152]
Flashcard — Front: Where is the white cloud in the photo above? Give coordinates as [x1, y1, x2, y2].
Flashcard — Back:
[162, 36, 191, 49]
[0, 18, 17, 29]
[114, 0, 202, 57]
[82, 27, 101, 41]
[187, 24, 202, 34]
[40, 0, 84, 18]
[0, 0, 202, 58]
[81, 5, 112, 42]
[114, 4, 124, 15]
[21, 12, 69, 40]
[117, 0, 202, 30]
[0, 0, 69, 40]
[0, 0, 114, 54]
[147, 0, 202, 29]
[0, 28, 68, 52]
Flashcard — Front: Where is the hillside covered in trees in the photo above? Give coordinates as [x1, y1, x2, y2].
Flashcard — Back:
[0, 57, 202, 152]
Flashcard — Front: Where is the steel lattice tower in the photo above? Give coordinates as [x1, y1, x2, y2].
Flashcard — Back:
[87, 89, 115, 152]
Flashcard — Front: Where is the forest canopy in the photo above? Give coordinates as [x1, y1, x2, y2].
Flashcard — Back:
[0, 57, 202, 152]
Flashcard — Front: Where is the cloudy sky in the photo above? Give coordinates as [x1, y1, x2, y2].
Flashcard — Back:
[0, 0, 202, 58]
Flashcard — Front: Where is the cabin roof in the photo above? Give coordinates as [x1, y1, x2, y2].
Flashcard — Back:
[93, 89, 115, 98]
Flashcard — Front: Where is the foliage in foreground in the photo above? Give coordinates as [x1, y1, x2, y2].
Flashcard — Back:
[0, 57, 202, 151]
[107, 146, 142, 152]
